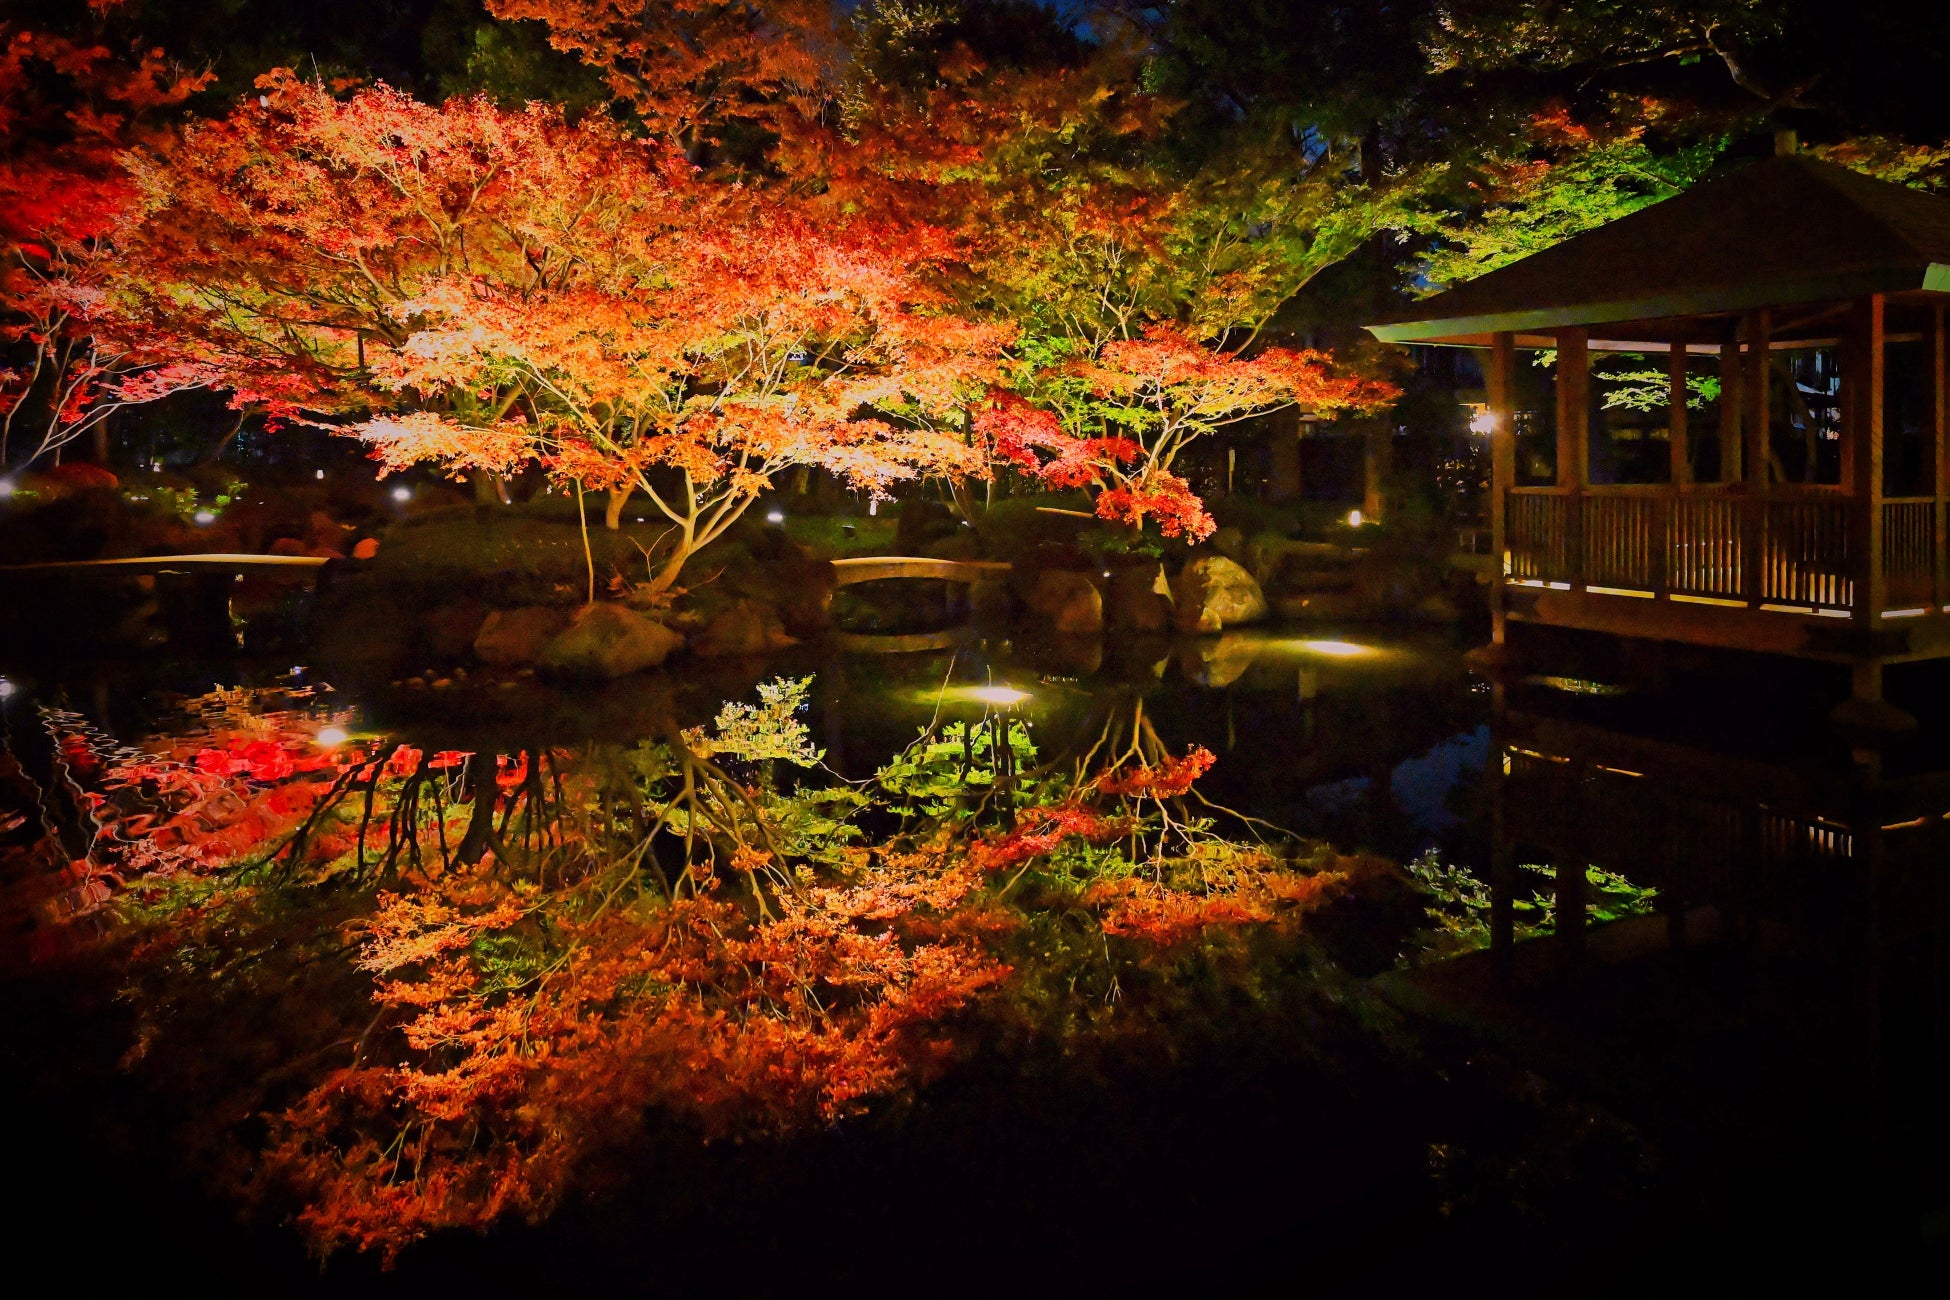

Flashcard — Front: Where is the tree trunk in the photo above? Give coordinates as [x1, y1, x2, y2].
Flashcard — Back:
[947, 476, 989, 546]
[197, 410, 249, 467]
[605, 486, 628, 530]
[454, 758, 502, 867]
[649, 540, 693, 594]
[470, 469, 509, 505]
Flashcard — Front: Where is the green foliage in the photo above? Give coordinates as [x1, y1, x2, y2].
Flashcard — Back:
[692, 676, 824, 768]
[123, 476, 248, 524]
[1598, 364, 1722, 414]
[1403, 850, 1658, 965]
[1418, 128, 1725, 291]
[366, 501, 678, 605]
[424, 8, 611, 115]
[875, 720, 1040, 818]
[1531, 348, 1721, 412]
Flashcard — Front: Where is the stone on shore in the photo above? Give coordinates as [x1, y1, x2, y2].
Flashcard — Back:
[693, 598, 796, 657]
[1172, 556, 1267, 633]
[1106, 564, 1173, 632]
[473, 605, 572, 667]
[539, 603, 684, 679]
[1026, 570, 1104, 634]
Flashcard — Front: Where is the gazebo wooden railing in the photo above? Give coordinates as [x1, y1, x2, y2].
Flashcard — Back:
[1501, 485, 1945, 615]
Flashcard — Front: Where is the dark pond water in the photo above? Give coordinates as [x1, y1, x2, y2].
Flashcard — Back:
[3, 616, 1948, 1290]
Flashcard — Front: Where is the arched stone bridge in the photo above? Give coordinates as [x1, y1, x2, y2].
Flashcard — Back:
[0, 552, 331, 578]
[828, 556, 1011, 588]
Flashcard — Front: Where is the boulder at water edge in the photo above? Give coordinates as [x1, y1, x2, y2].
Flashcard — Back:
[1105, 564, 1173, 632]
[693, 598, 797, 657]
[539, 603, 685, 679]
[1172, 555, 1267, 633]
[422, 599, 489, 660]
[473, 605, 572, 667]
[1026, 570, 1104, 634]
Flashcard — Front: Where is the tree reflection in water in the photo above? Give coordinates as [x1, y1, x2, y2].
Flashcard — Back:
[11, 677, 1382, 1261]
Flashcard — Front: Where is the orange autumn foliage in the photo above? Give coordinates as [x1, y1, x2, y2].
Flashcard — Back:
[0, 26, 212, 468]
[113, 71, 1005, 588]
[977, 324, 1394, 540]
[37, 686, 1365, 1264]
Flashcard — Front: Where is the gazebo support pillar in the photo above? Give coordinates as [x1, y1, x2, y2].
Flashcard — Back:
[1932, 305, 1947, 612]
[1847, 292, 1887, 629]
[1720, 332, 1744, 483]
[1668, 342, 1691, 486]
[1487, 332, 1516, 650]
[1556, 328, 1588, 590]
[1740, 311, 1770, 605]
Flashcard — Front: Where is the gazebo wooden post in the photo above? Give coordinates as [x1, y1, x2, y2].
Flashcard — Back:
[1663, 341, 1690, 597]
[1849, 294, 1888, 616]
[1744, 309, 1771, 488]
[1488, 332, 1517, 646]
[1668, 342, 1692, 488]
[1557, 328, 1589, 587]
[1740, 311, 1770, 604]
[1721, 331, 1744, 484]
[1931, 305, 1947, 613]
[1846, 294, 1888, 706]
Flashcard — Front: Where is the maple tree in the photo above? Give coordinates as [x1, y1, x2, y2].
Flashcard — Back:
[483, 0, 839, 166]
[358, 202, 1006, 590]
[977, 325, 1395, 540]
[110, 70, 1003, 586]
[26, 676, 1372, 1261]
[0, 25, 211, 471]
[492, 2, 1413, 542]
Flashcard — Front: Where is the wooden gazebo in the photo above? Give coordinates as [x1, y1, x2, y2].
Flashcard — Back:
[1369, 155, 1950, 717]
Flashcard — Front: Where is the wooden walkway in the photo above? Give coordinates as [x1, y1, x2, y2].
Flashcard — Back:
[829, 556, 1010, 588]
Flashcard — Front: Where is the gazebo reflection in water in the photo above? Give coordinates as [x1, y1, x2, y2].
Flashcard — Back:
[1456, 671, 1950, 1222]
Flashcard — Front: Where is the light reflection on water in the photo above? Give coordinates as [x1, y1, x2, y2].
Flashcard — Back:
[9, 621, 1950, 1272]
[0, 624, 1498, 878]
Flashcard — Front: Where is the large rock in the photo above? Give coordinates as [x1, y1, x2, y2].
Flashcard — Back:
[423, 599, 489, 659]
[693, 598, 796, 657]
[539, 603, 684, 679]
[1172, 556, 1267, 633]
[473, 605, 571, 666]
[1105, 564, 1173, 632]
[1026, 570, 1103, 634]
